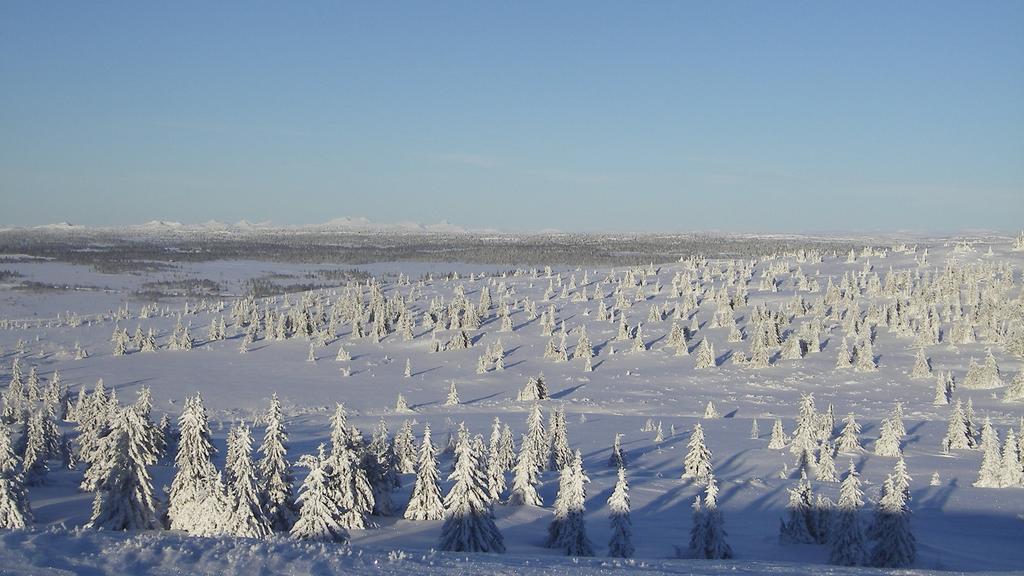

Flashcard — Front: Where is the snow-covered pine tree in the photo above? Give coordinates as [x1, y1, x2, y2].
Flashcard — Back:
[750, 419, 760, 440]
[790, 394, 818, 457]
[681, 423, 713, 485]
[768, 418, 788, 450]
[364, 419, 398, 516]
[815, 441, 838, 482]
[545, 450, 593, 556]
[86, 406, 161, 530]
[974, 420, 1002, 488]
[837, 413, 862, 453]
[404, 424, 444, 520]
[829, 461, 866, 566]
[606, 466, 634, 558]
[874, 418, 903, 458]
[779, 471, 819, 544]
[393, 420, 417, 474]
[868, 472, 916, 568]
[445, 380, 460, 406]
[21, 410, 49, 485]
[257, 393, 297, 532]
[547, 407, 572, 471]
[290, 445, 349, 543]
[690, 473, 732, 559]
[0, 424, 32, 528]
[835, 336, 852, 369]
[608, 433, 627, 469]
[999, 430, 1023, 487]
[941, 400, 975, 452]
[439, 424, 505, 553]
[694, 338, 716, 369]
[1002, 371, 1024, 403]
[168, 393, 224, 535]
[910, 348, 932, 379]
[328, 408, 375, 530]
[854, 338, 877, 372]
[225, 423, 271, 538]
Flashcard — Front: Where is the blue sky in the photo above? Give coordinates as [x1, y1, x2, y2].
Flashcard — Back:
[1, 1, 1021, 232]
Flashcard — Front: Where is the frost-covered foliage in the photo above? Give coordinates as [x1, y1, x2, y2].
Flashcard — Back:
[439, 423, 504, 553]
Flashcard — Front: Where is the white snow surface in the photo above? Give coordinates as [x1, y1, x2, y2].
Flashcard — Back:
[0, 237, 1022, 574]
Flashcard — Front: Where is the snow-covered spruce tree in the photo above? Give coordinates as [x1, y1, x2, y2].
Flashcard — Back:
[829, 461, 866, 566]
[21, 409, 49, 486]
[837, 413, 862, 453]
[517, 374, 549, 401]
[779, 471, 819, 544]
[445, 380, 460, 406]
[168, 393, 223, 535]
[364, 419, 398, 516]
[789, 394, 818, 457]
[545, 449, 593, 556]
[703, 400, 721, 419]
[693, 338, 716, 369]
[681, 423, 713, 485]
[439, 423, 505, 553]
[257, 393, 297, 532]
[768, 418, 788, 449]
[608, 433, 627, 469]
[393, 420, 417, 475]
[750, 419, 760, 440]
[934, 371, 952, 406]
[874, 418, 903, 458]
[507, 434, 543, 506]
[974, 420, 1002, 488]
[910, 348, 932, 379]
[225, 423, 271, 538]
[404, 424, 444, 520]
[0, 424, 32, 528]
[835, 336, 852, 370]
[485, 420, 507, 501]
[548, 407, 572, 471]
[868, 473, 916, 568]
[854, 338, 877, 372]
[999, 366, 1024, 402]
[941, 400, 975, 452]
[86, 406, 161, 530]
[606, 466, 634, 559]
[999, 430, 1023, 487]
[326, 409, 374, 530]
[290, 445, 349, 543]
[689, 473, 733, 559]
[815, 441, 838, 483]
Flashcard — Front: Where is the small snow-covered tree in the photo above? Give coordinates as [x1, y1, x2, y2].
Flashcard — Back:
[681, 423, 713, 485]
[693, 339, 716, 369]
[445, 380, 460, 406]
[815, 441, 838, 482]
[547, 407, 572, 471]
[608, 433, 627, 469]
[837, 413, 862, 453]
[768, 418, 788, 450]
[874, 418, 903, 458]
[779, 471, 819, 544]
[941, 400, 975, 452]
[439, 424, 505, 553]
[404, 424, 444, 520]
[974, 420, 1002, 488]
[999, 430, 1023, 487]
[606, 466, 634, 558]
[910, 348, 932, 379]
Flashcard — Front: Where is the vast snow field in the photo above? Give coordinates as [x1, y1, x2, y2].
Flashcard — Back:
[0, 234, 1022, 575]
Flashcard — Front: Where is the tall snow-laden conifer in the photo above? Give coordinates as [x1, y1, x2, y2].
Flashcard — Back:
[545, 450, 593, 556]
[257, 393, 296, 532]
[681, 423, 713, 485]
[404, 424, 444, 520]
[439, 424, 505, 553]
[290, 445, 349, 543]
[606, 466, 634, 558]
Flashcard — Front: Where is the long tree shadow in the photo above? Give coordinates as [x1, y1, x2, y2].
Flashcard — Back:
[550, 383, 586, 400]
[464, 391, 504, 405]
[411, 366, 443, 378]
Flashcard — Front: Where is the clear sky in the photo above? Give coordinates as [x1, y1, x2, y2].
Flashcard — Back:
[1, 1, 1022, 233]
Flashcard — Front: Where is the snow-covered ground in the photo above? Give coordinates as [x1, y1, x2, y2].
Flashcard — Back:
[0, 235, 1021, 574]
